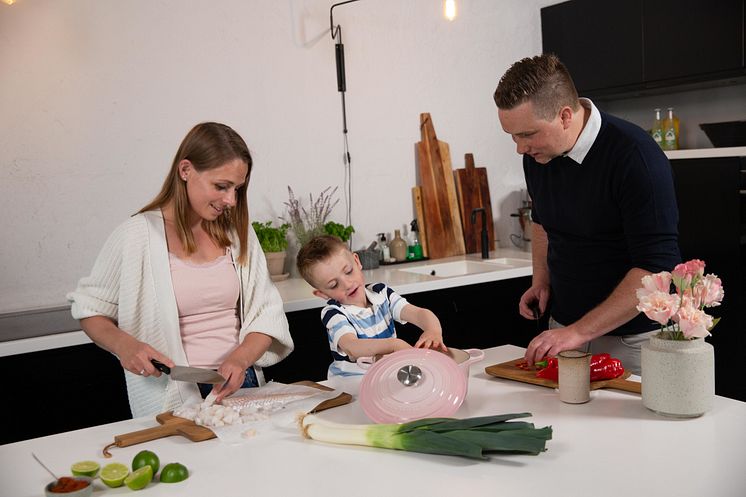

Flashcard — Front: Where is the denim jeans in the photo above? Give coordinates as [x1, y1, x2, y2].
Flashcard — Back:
[197, 367, 258, 399]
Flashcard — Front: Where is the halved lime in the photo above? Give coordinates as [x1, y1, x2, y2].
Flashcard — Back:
[70, 460, 100, 478]
[100, 462, 129, 488]
[159, 462, 189, 483]
[124, 465, 153, 491]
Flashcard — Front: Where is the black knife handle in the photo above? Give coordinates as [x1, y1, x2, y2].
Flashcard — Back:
[151, 359, 171, 375]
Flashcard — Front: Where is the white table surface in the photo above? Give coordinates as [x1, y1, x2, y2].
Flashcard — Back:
[3, 345, 744, 497]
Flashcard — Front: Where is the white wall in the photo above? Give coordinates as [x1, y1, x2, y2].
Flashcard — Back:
[1, 0, 558, 313]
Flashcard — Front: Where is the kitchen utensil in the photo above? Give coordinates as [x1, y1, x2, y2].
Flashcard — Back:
[45, 477, 93, 497]
[103, 381, 352, 456]
[417, 113, 465, 259]
[32, 453, 59, 481]
[151, 360, 226, 384]
[454, 153, 495, 255]
[484, 358, 641, 394]
[557, 350, 592, 403]
[358, 348, 470, 423]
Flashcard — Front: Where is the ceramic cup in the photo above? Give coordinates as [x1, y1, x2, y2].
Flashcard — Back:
[558, 350, 592, 404]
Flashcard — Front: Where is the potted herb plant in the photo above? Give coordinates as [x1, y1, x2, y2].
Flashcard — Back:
[284, 186, 354, 246]
[252, 221, 290, 281]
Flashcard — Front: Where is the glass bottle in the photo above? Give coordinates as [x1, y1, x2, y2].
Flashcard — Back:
[661, 107, 680, 150]
[651, 108, 664, 148]
[389, 229, 408, 262]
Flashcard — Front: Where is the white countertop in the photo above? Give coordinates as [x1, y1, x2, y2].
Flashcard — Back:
[665, 146, 746, 160]
[0, 248, 532, 356]
[4, 345, 744, 497]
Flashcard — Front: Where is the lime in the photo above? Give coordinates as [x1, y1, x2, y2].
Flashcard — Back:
[159, 462, 189, 483]
[100, 462, 129, 488]
[124, 465, 153, 491]
[70, 460, 100, 478]
[132, 449, 160, 474]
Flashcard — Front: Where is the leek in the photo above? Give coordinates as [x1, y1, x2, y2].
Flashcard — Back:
[298, 413, 552, 460]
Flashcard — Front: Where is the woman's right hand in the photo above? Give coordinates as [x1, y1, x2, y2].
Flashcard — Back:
[116, 333, 174, 377]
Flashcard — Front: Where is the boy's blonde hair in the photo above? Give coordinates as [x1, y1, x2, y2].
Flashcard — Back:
[296, 235, 349, 286]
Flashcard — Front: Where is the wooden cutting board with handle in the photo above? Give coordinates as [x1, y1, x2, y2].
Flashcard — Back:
[417, 113, 465, 259]
[484, 358, 641, 394]
[454, 153, 495, 254]
[103, 381, 352, 456]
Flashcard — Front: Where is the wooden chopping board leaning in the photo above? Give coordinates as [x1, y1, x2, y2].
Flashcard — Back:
[454, 153, 495, 254]
[416, 113, 465, 259]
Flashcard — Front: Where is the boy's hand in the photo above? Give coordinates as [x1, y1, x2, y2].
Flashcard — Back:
[415, 330, 447, 352]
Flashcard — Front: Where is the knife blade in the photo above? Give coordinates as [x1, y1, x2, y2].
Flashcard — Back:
[151, 360, 226, 384]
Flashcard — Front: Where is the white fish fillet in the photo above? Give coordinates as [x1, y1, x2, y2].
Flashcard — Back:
[220, 391, 318, 410]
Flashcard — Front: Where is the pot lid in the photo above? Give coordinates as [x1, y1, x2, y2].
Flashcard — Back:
[359, 348, 467, 424]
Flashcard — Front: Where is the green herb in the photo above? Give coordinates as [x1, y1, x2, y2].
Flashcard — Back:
[298, 412, 552, 460]
[324, 221, 355, 242]
[252, 221, 290, 253]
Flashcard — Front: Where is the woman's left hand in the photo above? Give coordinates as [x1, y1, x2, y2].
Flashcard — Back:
[212, 353, 250, 403]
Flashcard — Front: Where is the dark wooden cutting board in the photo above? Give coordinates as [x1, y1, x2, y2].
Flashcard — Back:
[454, 153, 495, 254]
[104, 381, 352, 455]
[417, 113, 465, 259]
[484, 358, 641, 394]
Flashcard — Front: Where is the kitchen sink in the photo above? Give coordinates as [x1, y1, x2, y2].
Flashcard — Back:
[398, 260, 503, 278]
[482, 257, 532, 268]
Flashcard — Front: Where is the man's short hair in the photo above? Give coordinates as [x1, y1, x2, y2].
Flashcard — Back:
[296, 235, 349, 286]
[493, 53, 580, 120]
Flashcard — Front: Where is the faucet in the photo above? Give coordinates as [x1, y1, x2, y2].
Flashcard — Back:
[470, 207, 489, 259]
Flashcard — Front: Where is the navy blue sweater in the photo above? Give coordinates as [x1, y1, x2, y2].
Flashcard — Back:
[524, 111, 681, 335]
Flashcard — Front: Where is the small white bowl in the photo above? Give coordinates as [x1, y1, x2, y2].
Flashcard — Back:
[45, 476, 93, 497]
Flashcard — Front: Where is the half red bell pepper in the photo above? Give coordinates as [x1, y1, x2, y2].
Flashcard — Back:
[532, 353, 624, 382]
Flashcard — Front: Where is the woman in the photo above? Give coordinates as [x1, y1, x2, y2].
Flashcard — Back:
[68, 122, 294, 418]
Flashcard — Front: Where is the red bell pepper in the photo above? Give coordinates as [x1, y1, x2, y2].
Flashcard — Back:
[532, 353, 624, 382]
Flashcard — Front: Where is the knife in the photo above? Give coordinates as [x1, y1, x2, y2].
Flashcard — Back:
[151, 360, 226, 384]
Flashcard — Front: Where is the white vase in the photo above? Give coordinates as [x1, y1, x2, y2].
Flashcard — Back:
[641, 333, 714, 418]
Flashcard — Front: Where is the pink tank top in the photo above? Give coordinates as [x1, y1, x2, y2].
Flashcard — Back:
[169, 250, 240, 369]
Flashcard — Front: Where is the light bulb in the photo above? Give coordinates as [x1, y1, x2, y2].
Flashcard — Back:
[444, 0, 456, 21]
[2, 0, 16, 5]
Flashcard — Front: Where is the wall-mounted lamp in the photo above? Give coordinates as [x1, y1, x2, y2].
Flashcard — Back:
[2, 0, 17, 5]
[444, 0, 457, 21]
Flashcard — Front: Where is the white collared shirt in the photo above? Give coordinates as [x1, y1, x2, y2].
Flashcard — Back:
[564, 98, 601, 165]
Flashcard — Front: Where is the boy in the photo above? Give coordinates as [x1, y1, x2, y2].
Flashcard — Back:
[297, 235, 446, 377]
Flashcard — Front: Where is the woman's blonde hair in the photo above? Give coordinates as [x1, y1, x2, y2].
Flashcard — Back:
[139, 122, 252, 265]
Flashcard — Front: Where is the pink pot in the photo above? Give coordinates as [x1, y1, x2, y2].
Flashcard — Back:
[358, 348, 484, 423]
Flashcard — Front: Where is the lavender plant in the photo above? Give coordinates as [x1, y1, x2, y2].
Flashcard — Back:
[284, 186, 341, 246]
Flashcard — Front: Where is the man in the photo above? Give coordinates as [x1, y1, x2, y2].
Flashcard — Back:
[493, 54, 680, 374]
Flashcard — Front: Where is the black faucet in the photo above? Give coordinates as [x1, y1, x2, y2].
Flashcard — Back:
[471, 207, 489, 259]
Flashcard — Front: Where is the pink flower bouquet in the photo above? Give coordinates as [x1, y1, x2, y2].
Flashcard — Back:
[636, 259, 724, 340]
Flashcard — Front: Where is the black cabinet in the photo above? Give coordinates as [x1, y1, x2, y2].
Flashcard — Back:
[263, 277, 537, 383]
[670, 156, 746, 401]
[541, 0, 644, 93]
[542, 0, 746, 97]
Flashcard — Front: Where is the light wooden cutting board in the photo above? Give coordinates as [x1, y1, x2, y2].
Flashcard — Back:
[104, 381, 352, 454]
[417, 113, 465, 259]
[484, 358, 641, 394]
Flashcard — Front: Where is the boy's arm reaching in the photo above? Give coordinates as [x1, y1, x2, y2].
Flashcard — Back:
[337, 334, 411, 361]
[400, 304, 447, 352]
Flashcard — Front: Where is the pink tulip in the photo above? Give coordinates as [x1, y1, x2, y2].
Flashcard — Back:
[636, 291, 679, 325]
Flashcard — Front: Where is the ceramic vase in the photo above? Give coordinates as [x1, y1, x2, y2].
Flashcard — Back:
[264, 251, 286, 280]
[641, 333, 714, 418]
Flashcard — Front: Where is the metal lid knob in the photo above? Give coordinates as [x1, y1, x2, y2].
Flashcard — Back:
[397, 365, 422, 386]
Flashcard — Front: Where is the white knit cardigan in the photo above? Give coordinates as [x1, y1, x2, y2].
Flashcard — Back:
[68, 210, 293, 418]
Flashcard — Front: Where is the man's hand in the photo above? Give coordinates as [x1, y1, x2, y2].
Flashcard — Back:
[518, 285, 550, 320]
[524, 326, 588, 365]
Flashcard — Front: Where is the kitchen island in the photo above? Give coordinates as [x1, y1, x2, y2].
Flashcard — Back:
[3, 345, 744, 497]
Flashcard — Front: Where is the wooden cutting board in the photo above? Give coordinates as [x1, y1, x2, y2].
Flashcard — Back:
[484, 358, 641, 394]
[104, 381, 352, 455]
[417, 113, 465, 259]
[454, 153, 495, 254]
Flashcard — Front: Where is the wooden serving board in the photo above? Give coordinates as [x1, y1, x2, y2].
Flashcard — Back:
[417, 113, 465, 259]
[454, 153, 495, 254]
[106, 382, 352, 452]
[484, 358, 641, 394]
